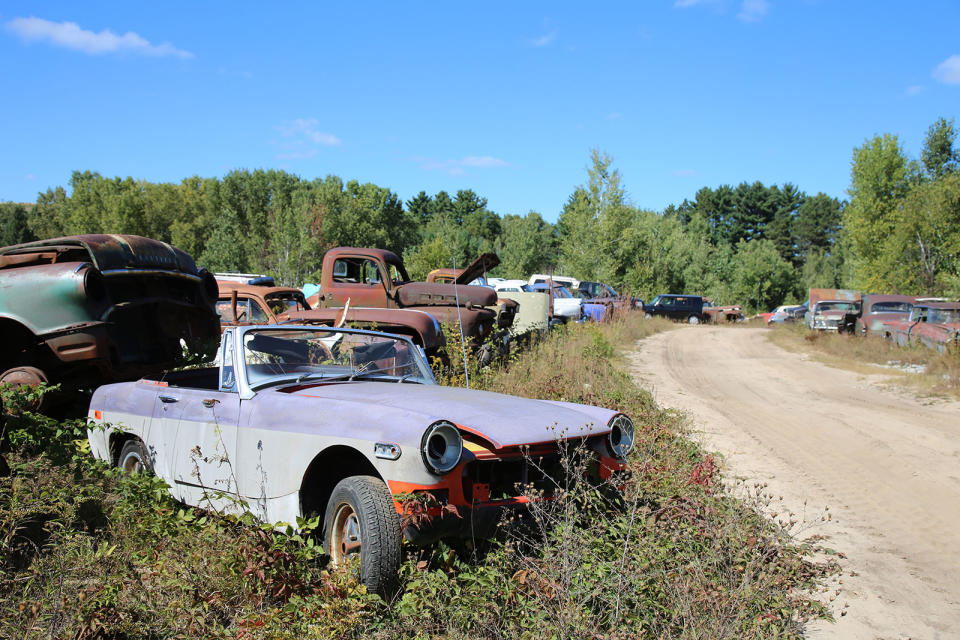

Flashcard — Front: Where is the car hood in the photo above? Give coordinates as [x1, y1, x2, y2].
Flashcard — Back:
[395, 282, 497, 307]
[553, 298, 582, 317]
[279, 382, 618, 449]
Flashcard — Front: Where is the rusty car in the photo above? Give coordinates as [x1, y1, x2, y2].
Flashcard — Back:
[853, 294, 916, 337]
[214, 276, 445, 360]
[0, 234, 219, 393]
[804, 300, 860, 332]
[884, 302, 960, 352]
[87, 324, 634, 595]
[701, 298, 744, 323]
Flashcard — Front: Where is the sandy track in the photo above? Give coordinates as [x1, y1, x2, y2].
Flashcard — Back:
[627, 327, 960, 640]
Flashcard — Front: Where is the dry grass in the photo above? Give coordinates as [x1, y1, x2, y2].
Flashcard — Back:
[767, 323, 960, 399]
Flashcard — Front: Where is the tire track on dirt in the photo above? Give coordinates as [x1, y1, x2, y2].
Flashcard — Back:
[627, 327, 960, 640]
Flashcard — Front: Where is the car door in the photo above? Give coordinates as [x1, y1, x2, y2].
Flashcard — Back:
[170, 334, 243, 513]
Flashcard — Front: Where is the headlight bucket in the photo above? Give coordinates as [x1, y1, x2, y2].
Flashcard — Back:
[421, 421, 463, 475]
[606, 414, 635, 459]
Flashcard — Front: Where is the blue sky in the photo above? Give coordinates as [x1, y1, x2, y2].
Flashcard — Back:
[1, 1, 958, 222]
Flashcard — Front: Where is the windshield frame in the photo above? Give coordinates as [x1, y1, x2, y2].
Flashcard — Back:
[231, 325, 436, 399]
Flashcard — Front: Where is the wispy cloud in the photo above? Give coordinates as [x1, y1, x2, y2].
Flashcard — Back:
[272, 118, 341, 160]
[904, 85, 925, 97]
[606, 112, 623, 121]
[672, 169, 698, 177]
[415, 155, 508, 175]
[25, 173, 36, 181]
[737, 0, 769, 22]
[933, 54, 960, 85]
[674, 0, 713, 7]
[277, 118, 341, 146]
[4, 17, 193, 58]
[530, 31, 556, 47]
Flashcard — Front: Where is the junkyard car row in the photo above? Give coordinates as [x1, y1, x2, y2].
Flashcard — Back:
[5, 233, 953, 597]
[768, 287, 959, 353]
[0, 234, 641, 595]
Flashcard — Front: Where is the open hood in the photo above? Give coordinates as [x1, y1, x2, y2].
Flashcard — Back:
[455, 253, 500, 285]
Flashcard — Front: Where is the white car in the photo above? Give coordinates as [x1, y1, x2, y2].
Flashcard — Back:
[528, 274, 580, 291]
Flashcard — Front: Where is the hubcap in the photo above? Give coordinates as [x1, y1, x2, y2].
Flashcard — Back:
[331, 503, 362, 563]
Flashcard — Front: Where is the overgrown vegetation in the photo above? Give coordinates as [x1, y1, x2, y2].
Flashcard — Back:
[1, 315, 841, 638]
[767, 323, 960, 398]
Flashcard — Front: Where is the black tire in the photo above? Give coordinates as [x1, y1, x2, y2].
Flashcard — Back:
[323, 476, 401, 596]
[118, 439, 153, 474]
[687, 315, 700, 325]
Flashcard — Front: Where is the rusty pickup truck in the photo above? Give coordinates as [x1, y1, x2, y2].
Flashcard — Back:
[307, 248, 514, 361]
[214, 276, 445, 360]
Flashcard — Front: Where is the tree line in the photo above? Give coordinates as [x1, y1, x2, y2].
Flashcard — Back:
[1, 117, 957, 311]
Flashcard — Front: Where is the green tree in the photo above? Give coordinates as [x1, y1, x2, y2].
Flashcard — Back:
[496, 212, 558, 278]
[0, 203, 36, 246]
[729, 239, 798, 312]
[844, 133, 920, 290]
[921, 117, 958, 179]
[557, 149, 629, 281]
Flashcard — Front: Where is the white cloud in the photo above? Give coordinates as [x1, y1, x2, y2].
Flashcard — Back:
[530, 31, 556, 47]
[672, 169, 698, 177]
[737, 0, 769, 22]
[904, 85, 924, 97]
[416, 155, 508, 175]
[273, 118, 341, 160]
[24, 173, 36, 181]
[607, 112, 623, 120]
[932, 55, 960, 85]
[277, 118, 341, 146]
[5, 17, 193, 58]
[674, 0, 711, 7]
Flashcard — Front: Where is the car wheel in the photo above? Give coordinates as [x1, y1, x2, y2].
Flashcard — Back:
[118, 438, 153, 474]
[644, 313, 652, 319]
[0, 365, 50, 411]
[687, 315, 700, 325]
[324, 475, 401, 596]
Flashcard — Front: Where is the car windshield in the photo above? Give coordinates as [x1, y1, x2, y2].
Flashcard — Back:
[555, 286, 573, 299]
[264, 292, 310, 314]
[929, 309, 960, 324]
[817, 302, 858, 312]
[650, 295, 663, 306]
[241, 327, 434, 389]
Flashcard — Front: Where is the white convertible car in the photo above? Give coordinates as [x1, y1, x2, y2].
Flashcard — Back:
[87, 325, 634, 593]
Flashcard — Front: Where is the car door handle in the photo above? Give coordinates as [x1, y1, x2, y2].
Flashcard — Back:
[158, 395, 179, 404]
[202, 398, 220, 408]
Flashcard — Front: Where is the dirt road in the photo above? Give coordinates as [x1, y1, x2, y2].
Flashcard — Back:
[627, 327, 960, 640]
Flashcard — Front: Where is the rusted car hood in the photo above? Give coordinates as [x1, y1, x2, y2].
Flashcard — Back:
[1, 234, 201, 274]
[396, 282, 496, 307]
[279, 382, 617, 449]
[454, 253, 500, 285]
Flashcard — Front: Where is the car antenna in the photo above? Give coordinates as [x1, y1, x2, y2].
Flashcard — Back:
[451, 256, 470, 389]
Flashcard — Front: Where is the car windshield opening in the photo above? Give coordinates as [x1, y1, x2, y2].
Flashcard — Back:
[242, 328, 434, 389]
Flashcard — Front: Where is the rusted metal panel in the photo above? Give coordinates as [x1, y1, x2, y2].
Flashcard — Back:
[0, 235, 219, 390]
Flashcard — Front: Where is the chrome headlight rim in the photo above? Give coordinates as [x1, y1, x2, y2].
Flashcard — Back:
[420, 421, 463, 475]
[607, 414, 635, 459]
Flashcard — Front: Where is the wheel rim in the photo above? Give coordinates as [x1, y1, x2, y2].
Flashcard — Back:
[121, 451, 145, 474]
[330, 503, 362, 564]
